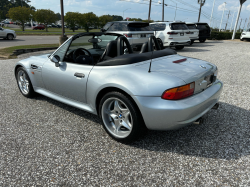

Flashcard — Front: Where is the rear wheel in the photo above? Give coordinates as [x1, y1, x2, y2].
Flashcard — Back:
[99, 91, 146, 143]
[175, 46, 184, 50]
[199, 39, 206, 43]
[157, 38, 164, 49]
[190, 40, 194, 45]
[7, 34, 14, 40]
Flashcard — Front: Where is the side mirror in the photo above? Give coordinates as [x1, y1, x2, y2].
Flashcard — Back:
[51, 55, 60, 67]
[100, 28, 106, 32]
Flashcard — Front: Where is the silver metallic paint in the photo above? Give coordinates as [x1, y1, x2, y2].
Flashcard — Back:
[15, 40, 223, 131]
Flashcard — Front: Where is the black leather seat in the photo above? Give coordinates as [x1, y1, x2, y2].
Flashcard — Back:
[101, 40, 118, 61]
[140, 42, 149, 53]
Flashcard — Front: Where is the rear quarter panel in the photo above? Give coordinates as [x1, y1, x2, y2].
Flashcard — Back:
[87, 60, 186, 111]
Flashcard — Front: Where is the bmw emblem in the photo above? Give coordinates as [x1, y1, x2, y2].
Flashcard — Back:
[119, 114, 123, 118]
[200, 65, 206, 69]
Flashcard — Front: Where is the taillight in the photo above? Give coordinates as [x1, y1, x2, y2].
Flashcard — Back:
[173, 58, 187, 63]
[167, 32, 178, 35]
[186, 32, 191, 34]
[161, 82, 195, 100]
[124, 34, 132, 38]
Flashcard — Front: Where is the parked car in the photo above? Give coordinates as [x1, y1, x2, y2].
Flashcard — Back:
[14, 32, 223, 142]
[32, 24, 45, 30]
[150, 21, 191, 50]
[240, 29, 250, 41]
[0, 27, 16, 40]
[185, 22, 199, 45]
[193, 22, 211, 43]
[101, 21, 154, 49]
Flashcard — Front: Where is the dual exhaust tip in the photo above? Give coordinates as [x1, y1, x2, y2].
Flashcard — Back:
[193, 103, 220, 125]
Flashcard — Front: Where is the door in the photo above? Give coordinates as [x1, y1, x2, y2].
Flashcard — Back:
[0, 28, 5, 37]
[42, 60, 93, 103]
[41, 38, 93, 104]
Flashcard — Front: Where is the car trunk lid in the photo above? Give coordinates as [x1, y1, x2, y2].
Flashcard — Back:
[136, 54, 217, 94]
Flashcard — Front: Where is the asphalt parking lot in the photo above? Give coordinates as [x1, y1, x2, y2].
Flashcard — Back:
[0, 36, 60, 49]
[0, 40, 250, 186]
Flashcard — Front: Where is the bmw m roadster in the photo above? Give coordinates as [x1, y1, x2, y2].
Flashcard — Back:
[15, 32, 223, 142]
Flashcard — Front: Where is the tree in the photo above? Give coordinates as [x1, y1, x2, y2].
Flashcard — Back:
[79, 12, 98, 32]
[56, 13, 61, 21]
[34, 9, 57, 32]
[7, 6, 33, 31]
[64, 12, 81, 32]
[98, 15, 113, 28]
[1, 0, 34, 20]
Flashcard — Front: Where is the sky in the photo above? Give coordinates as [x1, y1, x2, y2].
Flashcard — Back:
[29, 0, 250, 29]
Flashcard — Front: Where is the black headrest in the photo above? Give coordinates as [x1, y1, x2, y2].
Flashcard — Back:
[106, 40, 117, 58]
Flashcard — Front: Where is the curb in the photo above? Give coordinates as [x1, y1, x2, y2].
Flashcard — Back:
[10, 47, 58, 57]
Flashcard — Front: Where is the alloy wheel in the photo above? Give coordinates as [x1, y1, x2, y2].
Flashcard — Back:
[17, 70, 30, 95]
[101, 97, 133, 138]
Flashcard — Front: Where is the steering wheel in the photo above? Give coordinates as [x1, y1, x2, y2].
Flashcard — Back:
[73, 48, 93, 64]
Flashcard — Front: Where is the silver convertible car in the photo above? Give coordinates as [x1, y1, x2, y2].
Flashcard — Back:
[15, 32, 223, 142]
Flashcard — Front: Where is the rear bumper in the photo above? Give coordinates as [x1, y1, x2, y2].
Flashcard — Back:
[133, 80, 223, 130]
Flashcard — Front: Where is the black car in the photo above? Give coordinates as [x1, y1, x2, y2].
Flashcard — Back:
[193, 22, 211, 43]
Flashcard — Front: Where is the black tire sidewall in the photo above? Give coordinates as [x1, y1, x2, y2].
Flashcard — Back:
[175, 46, 184, 50]
[16, 67, 35, 98]
[99, 91, 145, 143]
[157, 38, 164, 49]
[7, 34, 13, 40]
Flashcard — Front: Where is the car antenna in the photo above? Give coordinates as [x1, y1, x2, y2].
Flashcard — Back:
[148, 37, 154, 73]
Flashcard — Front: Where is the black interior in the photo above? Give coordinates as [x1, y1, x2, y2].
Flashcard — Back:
[63, 32, 176, 66]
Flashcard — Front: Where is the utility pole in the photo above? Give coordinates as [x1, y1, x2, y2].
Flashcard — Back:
[243, 18, 247, 31]
[247, 16, 250, 29]
[225, 10, 230, 31]
[59, 0, 68, 45]
[148, 0, 152, 23]
[230, 11, 236, 32]
[219, 2, 226, 32]
[232, 0, 247, 40]
[209, 0, 216, 26]
[238, 18, 242, 32]
[198, 0, 206, 22]
[174, 3, 177, 21]
[162, 0, 164, 21]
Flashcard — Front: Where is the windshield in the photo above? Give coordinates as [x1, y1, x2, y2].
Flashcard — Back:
[170, 23, 189, 30]
[150, 24, 166, 31]
[187, 24, 196, 29]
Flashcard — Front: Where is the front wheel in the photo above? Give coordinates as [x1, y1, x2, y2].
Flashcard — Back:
[16, 67, 35, 98]
[7, 34, 14, 40]
[99, 92, 146, 143]
[175, 46, 184, 50]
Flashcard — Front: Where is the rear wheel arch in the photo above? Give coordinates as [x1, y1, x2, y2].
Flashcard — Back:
[95, 87, 145, 124]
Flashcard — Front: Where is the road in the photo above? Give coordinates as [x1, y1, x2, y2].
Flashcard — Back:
[0, 41, 250, 186]
[0, 36, 60, 48]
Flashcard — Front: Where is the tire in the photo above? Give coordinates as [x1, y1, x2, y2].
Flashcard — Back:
[99, 91, 147, 143]
[190, 40, 194, 45]
[7, 34, 14, 40]
[157, 38, 164, 49]
[199, 39, 206, 43]
[16, 67, 35, 98]
[175, 46, 184, 50]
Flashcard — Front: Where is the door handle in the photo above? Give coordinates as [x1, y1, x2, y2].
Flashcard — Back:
[31, 64, 38, 69]
[74, 73, 85, 78]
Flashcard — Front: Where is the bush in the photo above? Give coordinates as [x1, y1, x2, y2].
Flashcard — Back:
[209, 31, 241, 40]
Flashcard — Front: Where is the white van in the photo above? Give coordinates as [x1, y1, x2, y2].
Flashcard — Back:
[150, 21, 191, 50]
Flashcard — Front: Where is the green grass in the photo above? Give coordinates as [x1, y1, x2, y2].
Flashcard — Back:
[0, 44, 59, 59]
[3, 27, 100, 35]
